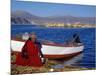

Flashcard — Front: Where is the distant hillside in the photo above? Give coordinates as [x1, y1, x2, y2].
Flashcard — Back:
[11, 10, 40, 24]
[11, 10, 96, 25]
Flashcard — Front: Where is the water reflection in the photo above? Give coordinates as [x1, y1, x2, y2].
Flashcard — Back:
[52, 53, 83, 69]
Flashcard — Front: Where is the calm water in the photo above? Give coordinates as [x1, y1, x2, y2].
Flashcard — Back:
[11, 25, 96, 68]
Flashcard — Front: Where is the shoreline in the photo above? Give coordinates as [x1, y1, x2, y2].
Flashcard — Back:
[11, 52, 95, 74]
[11, 24, 96, 28]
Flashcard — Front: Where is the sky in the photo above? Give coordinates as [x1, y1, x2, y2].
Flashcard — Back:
[11, 0, 96, 17]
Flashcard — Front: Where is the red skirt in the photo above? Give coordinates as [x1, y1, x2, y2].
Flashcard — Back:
[16, 53, 43, 67]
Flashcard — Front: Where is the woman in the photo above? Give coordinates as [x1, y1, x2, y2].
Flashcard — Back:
[16, 33, 43, 67]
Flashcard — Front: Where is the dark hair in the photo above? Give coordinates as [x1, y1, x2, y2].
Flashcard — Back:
[28, 37, 31, 40]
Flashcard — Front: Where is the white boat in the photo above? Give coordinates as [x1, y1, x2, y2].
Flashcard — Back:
[11, 39, 84, 59]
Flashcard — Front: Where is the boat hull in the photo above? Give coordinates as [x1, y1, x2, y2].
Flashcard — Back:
[43, 51, 83, 59]
[11, 40, 84, 59]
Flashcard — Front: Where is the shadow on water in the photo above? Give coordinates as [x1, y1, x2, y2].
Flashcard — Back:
[51, 53, 84, 69]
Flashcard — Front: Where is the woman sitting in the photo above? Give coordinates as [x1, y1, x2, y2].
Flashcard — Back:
[16, 33, 44, 67]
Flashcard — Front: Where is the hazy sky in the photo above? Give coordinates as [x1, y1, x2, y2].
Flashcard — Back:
[11, 0, 96, 17]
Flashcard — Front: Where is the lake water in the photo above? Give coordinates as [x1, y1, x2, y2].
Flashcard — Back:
[11, 25, 96, 68]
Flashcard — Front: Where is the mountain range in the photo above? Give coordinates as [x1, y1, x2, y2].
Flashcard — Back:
[11, 10, 96, 25]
